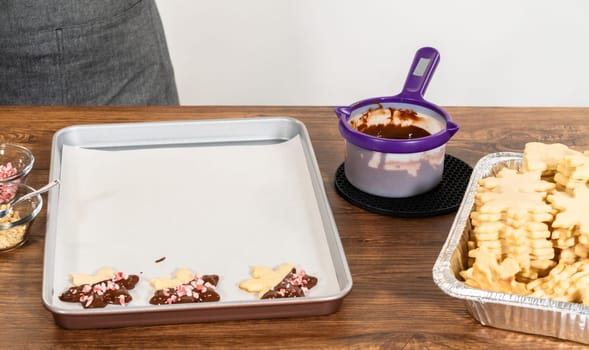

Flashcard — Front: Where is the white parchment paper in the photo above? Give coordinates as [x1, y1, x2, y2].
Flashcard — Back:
[52, 136, 339, 308]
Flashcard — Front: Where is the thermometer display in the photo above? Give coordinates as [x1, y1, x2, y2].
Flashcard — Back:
[413, 58, 431, 77]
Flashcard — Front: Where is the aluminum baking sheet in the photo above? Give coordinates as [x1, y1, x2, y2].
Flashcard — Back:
[42, 117, 352, 329]
[433, 152, 589, 344]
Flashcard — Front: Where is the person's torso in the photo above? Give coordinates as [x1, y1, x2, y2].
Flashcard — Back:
[0, 0, 142, 33]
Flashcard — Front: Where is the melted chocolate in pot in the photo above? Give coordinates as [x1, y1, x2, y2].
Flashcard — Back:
[358, 124, 430, 139]
[353, 107, 432, 140]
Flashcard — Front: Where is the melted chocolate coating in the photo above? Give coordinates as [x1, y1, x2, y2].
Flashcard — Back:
[59, 274, 139, 309]
[149, 274, 220, 305]
[358, 123, 430, 139]
[261, 268, 318, 299]
[353, 107, 431, 140]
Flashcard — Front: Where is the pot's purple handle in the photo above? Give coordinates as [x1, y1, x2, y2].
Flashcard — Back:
[397, 47, 440, 100]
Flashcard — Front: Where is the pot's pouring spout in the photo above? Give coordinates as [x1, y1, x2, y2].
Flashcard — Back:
[335, 106, 355, 131]
[334, 106, 351, 121]
[446, 120, 459, 138]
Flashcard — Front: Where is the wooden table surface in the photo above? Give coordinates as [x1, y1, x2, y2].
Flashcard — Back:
[1, 106, 588, 349]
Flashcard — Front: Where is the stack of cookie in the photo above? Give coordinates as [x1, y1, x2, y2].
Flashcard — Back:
[527, 259, 589, 304]
[554, 153, 589, 192]
[549, 183, 589, 263]
[523, 142, 589, 264]
[522, 142, 580, 177]
[461, 142, 589, 305]
[468, 167, 556, 281]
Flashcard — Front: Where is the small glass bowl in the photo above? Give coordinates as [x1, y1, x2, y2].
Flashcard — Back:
[0, 182, 43, 252]
[0, 143, 35, 184]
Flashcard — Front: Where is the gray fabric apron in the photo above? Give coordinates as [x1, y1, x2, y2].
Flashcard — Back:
[0, 0, 179, 105]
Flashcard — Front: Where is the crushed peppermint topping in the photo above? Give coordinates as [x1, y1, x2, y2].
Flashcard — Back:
[261, 268, 318, 299]
[0, 162, 20, 202]
[149, 274, 220, 305]
[0, 183, 18, 203]
[113, 271, 128, 282]
[59, 271, 139, 309]
[0, 162, 17, 180]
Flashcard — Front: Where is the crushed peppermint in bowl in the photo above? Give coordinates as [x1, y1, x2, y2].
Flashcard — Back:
[0, 143, 35, 184]
[0, 182, 43, 252]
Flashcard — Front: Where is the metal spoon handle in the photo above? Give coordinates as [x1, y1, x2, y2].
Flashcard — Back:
[14, 179, 60, 204]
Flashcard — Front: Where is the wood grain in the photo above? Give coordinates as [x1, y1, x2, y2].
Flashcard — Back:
[1, 106, 588, 349]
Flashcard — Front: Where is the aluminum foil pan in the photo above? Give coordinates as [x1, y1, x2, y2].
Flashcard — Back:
[433, 152, 589, 344]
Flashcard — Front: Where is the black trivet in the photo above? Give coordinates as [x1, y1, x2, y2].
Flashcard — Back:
[335, 155, 472, 218]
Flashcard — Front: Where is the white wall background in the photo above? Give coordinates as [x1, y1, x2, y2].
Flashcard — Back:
[156, 0, 589, 107]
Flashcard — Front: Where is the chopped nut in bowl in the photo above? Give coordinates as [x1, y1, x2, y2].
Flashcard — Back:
[0, 182, 42, 252]
[0, 143, 35, 184]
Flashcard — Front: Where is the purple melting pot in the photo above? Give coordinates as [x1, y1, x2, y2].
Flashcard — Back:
[335, 47, 459, 198]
